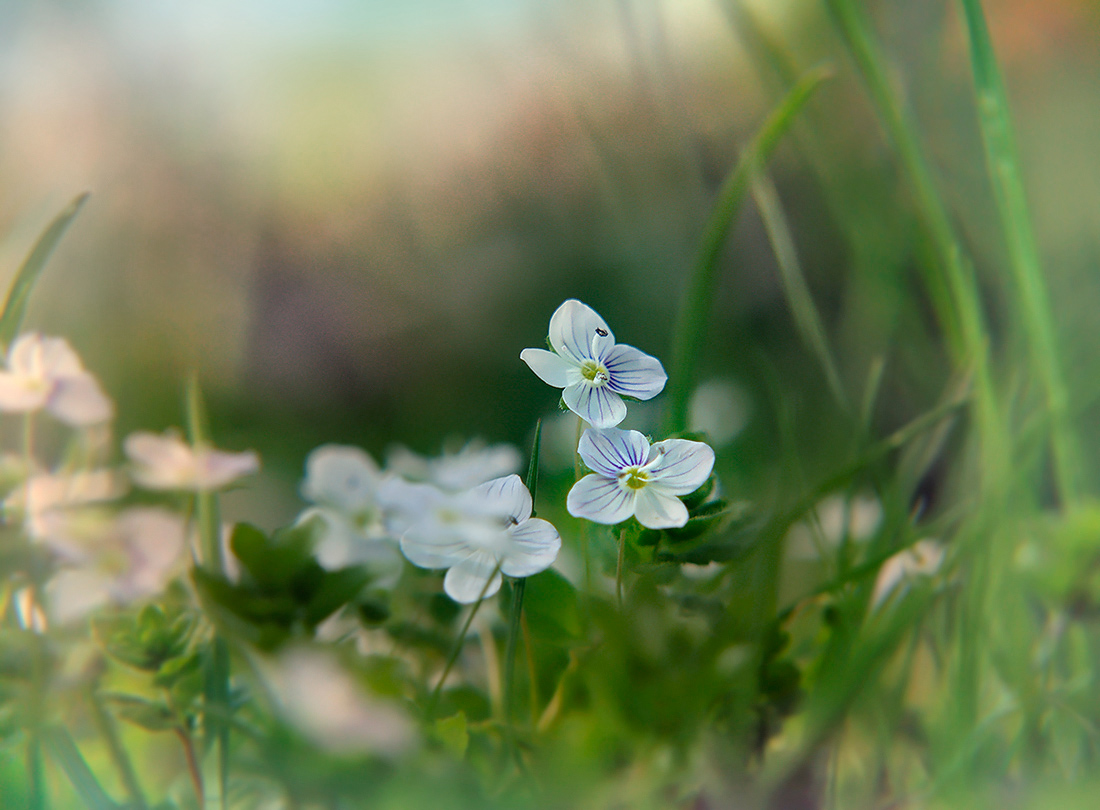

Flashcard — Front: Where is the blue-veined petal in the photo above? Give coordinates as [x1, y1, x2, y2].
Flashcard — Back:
[577, 427, 650, 477]
[501, 517, 561, 577]
[468, 474, 531, 523]
[548, 300, 614, 364]
[633, 485, 690, 529]
[563, 383, 626, 428]
[567, 474, 636, 525]
[444, 552, 504, 603]
[603, 344, 667, 400]
[520, 348, 575, 389]
[648, 439, 715, 495]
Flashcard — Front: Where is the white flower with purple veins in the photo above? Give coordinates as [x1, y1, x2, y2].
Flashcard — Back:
[567, 428, 714, 530]
[124, 430, 259, 491]
[0, 333, 113, 426]
[400, 474, 561, 603]
[521, 300, 667, 428]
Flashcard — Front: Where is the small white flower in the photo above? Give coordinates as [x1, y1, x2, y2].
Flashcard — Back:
[4, 469, 125, 556]
[124, 430, 259, 491]
[521, 300, 667, 428]
[871, 540, 945, 609]
[302, 444, 381, 515]
[567, 427, 714, 530]
[0, 333, 113, 425]
[400, 474, 561, 603]
[385, 439, 521, 491]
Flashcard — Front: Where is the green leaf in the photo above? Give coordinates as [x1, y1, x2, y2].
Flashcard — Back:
[433, 712, 469, 758]
[0, 193, 89, 350]
[303, 566, 370, 626]
[523, 569, 581, 641]
[102, 694, 178, 733]
[41, 725, 117, 810]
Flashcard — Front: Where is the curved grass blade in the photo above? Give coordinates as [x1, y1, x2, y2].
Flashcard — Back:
[42, 725, 118, 810]
[664, 67, 831, 434]
[0, 193, 89, 350]
[957, 0, 1080, 504]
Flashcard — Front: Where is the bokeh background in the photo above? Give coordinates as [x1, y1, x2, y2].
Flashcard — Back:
[1, 0, 1098, 526]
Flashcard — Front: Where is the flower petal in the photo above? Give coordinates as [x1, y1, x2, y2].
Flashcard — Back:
[399, 520, 471, 570]
[501, 517, 561, 577]
[196, 449, 259, 490]
[520, 348, 574, 389]
[469, 474, 531, 523]
[563, 383, 626, 428]
[603, 344, 667, 400]
[648, 439, 715, 495]
[48, 373, 114, 426]
[0, 372, 47, 412]
[567, 474, 636, 525]
[577, 427, 650, 477]
[444, 553, 503, 603]
[302, 444, 380, 512]
[548, 300, 614, 364]
[633, 486, 689, 529]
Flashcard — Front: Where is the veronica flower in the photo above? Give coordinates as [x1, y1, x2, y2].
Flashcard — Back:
[385, 439, 521, 491]
[567, 427, 714, 530]
[0, 333, 113, 426]
[521, 300, 667, 428]
[400, 474, 561, 603]
[4, 469, 126, 557]
[125, 430, 259, 491]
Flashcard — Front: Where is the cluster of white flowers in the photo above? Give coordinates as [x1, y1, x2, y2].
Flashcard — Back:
[0, 333, 259, 624]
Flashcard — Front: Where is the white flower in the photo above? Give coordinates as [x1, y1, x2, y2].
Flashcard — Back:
[0, 333, 113, 425]
[302, 444, 381, 515]
[124, 430, 259, 491]
[567, 427, 714, 530]
[400, 474, 561, 603]
[521, 300, 667, 428]
[871, 540, 945, 609]
[4, 469, 126, 556]
[385, 439, 521, 491]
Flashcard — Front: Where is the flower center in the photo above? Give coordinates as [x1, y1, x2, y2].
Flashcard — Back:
[619, 467, 649, 490]
[580, 359, 610, 386]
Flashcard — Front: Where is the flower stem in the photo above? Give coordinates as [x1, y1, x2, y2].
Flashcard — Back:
[503, 578, 526, 723]
[426, 567, 501, 720]
[175, 726, 205, 810]
[575, 415, 592, 591]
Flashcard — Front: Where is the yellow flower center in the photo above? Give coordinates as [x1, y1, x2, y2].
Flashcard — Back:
[619, 467, 649, 490]
[580, 360, 610, 386]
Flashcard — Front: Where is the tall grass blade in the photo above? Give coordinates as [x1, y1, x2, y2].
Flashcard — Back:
[0, 193, 89, 350]
[957, 0, 1080, 504]
[665, 67, 832, 433]
[43, 725, 118, 810]
[752, 173, 848, 411]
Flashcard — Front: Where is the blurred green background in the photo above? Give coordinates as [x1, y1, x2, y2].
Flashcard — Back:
[1, 0, 1098, 527]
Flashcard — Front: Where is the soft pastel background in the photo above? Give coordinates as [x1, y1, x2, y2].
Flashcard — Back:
[1, 0, 1097, 524]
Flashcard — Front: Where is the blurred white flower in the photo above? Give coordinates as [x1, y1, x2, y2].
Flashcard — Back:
[785, 493, 883, 560]
[0, 333, 113, 426]
[400, 474, 561, 603]
[521, 299, 667, 428]
[124, 430, 259, 491]
[567, 427, 714, 530]
[262, 647, 415, 755]
[871, 540, 945, 609]
[4, 469, 125, 556]
[302, 444, 381, 515]
[385, 439, 521, 491]
[689, 379, 749, 447]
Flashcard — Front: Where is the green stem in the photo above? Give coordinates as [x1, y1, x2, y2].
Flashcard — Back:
[41, 726, 115, 810]
[956, 0, 1079, 504]
[503, 578, 527, 724]
[575, 415, 592, 591]
[87, 687, 148, 810]
[664, 66, 831, 434]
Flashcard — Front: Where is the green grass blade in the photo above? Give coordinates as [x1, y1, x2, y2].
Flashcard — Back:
[957, 0, 1080, 504]
[0, 193, 89, 350]
[752, 173, 848, 411]
[42, 725, 118, 810]
[664, 66, 832, 434]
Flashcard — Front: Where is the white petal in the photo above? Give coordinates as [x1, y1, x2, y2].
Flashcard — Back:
[444, 553, 503, 603]
[603, 344, 667, 400]
[500, 518, 561, 577]
[302, 445, 380, 512]
[0, 372, 48, 412]
[577, 427, 649, 478]
[633, 486, 689, 529]
[31, 336, 85, 377]
[548, 300, 614, 364]
[430, 441, 523, 490]
[125, 432, 195, 489]
[196, 448, 259, 490]
[648, 439, 715, 495]
[45, 570, 111, 624]
[563, 383, 627, 428]
[48, 373, 114, 426]
[567, 474, 636, 525]
[400, 521, 471, 570]
[468, 474, 531, 523]
[520, 348, 574, 389]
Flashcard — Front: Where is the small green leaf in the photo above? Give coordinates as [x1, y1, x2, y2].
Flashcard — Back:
[523, 568, 581, 641]
[433, 712, 469, 758]
[103, 694, 178, 732]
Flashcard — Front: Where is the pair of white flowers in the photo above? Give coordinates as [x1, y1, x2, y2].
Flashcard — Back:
[299, 442, 561, 603]
[522, 300, 715, 531]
